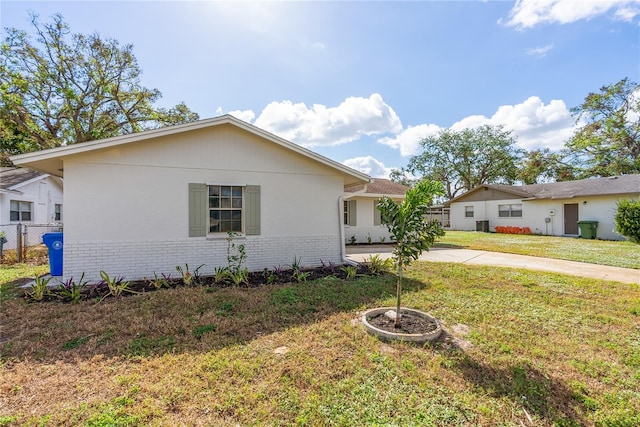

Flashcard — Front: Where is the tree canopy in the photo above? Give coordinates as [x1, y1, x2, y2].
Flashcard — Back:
[567, 78, 640, 177]
[401, 125, 523, 200]
[0, 13, 199, 159]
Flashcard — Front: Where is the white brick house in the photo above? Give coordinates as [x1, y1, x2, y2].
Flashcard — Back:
[11, 115, 370, 280]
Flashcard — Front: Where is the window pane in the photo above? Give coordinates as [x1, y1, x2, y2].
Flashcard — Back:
[209, 186, 220, 196]
[232, 198, 242, 208]
[231, 221, 242, 232]
[209, 198, 219, 208]
[10, 211, 19, 221]
[231, 210, 242, 220]
[221, 198, 231, 208]
[22, 212, 31, 221]
[220, 221, 231, 232]
[221, 211, 231, 220]
[221, 186, 231, 197]
[10, 201, 18, 210]
[20, 202, 31, 212]
[232, 187, 242, 197]
[210, 210, 220, 220]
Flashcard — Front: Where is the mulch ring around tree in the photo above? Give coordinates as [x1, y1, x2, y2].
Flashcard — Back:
[366, 311, 440, 335]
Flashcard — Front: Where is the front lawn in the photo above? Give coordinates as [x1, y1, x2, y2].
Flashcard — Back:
[1, 262, 639, 426]
[435, 231, 640, 269]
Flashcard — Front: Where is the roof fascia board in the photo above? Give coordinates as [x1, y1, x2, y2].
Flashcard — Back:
[8, 174, 50, 191]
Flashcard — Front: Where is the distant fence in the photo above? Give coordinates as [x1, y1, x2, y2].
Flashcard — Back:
[0, 223, 63, 263]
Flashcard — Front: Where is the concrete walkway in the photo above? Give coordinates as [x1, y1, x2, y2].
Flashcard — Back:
[346, 245, 640, 285]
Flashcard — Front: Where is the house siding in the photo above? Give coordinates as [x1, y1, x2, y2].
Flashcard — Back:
[450, 194, 633, 240]
[60, 124, 349, 281]
[344, 197, 396, 244]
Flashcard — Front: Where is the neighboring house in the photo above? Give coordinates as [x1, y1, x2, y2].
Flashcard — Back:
[0, 167, 63, 249]
[446, 174, 640, 240]
[344, 178, 408, 244]
[11, 115, 370, 280]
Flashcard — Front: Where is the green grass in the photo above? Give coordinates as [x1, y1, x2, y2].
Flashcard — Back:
[1, 261, 639, 426]
[435, 231, 640, 269]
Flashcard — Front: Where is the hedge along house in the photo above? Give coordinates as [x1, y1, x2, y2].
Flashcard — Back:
[446, 174, 640, 240]
[11, 115, 370, 281]
[343, 178, 408, 244]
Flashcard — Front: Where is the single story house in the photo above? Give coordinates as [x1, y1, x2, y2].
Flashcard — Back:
[0, 167, 63, 249]
[344, 178, 408, 244]
[11, 115, 371, 281]
[446, 174, 640, 240]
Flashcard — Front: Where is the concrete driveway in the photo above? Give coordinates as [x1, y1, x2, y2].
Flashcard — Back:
[346, 245, 640, 285]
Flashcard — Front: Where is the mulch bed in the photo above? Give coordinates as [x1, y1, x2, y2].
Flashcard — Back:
[367, 311, 439, 335]
[23, 264, 374, 303]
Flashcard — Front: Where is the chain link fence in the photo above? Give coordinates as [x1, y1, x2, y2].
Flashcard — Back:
[0, 223, 63, 264]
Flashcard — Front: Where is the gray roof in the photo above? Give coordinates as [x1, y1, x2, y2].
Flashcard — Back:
[518, 175, 640, 199]
[0, 167, 45, 190]
[345, 178, 408, 196]
[451, 174, 640, 203]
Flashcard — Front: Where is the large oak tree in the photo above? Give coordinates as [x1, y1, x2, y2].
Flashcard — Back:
[567, 78, 640, 177]
[0, 13, 199, 159]
[401, 125, 523, 200]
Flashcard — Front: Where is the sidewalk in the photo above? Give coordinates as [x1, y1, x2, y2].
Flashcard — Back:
[346, 245, 640, 285]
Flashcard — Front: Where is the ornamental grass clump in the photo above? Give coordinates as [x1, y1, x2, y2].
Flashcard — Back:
[377, 179, 445, 327]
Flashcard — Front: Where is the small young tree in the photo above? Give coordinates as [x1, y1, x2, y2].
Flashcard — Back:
[615, 198, 640, 243]
[377, 179, 445, 327]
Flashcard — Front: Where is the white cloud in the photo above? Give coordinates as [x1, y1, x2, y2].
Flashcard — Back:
[377, 123, 442, 156]
[451, 96, 575, 151]
[343, 156, 392, 178]
[527, 43, 554, 57]
[252, 93, 403, 147]
[227, 109, 256, 123]
[502, 0, 640, 29]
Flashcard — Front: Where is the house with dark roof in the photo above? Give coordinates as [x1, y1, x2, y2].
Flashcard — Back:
[445, 174, 640, 240]
[344, 178, 409, 244]
[0, 167, 64, 248]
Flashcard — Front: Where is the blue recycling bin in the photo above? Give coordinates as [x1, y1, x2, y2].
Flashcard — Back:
[42, 232, 63, 276]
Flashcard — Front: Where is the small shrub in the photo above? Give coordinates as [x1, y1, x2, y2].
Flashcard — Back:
[176, 263, 204, 286]
[615, 198, 640, 243]
[365, 254, 394, 275]
[229, 267, 249, 286]
[293, 270, 310, 283]
[341, 265, 358, 280]
[99, 270, 137, 302]
[26, 275, 52, 302]
[213, 266, 231, 285]
[366, 233, 372, 244]
[291, 256, 302, 273]
[348, 235, 357, 245]
[145, 272, 171, 290]
[57, 273, 88, 303]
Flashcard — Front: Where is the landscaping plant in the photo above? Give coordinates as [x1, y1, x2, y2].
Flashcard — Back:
[615, 198, 640, 243]
[377, 179, 445, 326]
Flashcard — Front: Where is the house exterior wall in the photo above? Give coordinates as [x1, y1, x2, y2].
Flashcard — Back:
[450, 194, 635, 240]
[0, 176, 63, 249]
[62, 124, 348, 281]
[344, 197, 395, 244]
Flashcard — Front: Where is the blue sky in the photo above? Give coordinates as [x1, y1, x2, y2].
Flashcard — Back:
[2, 1, 639, 177]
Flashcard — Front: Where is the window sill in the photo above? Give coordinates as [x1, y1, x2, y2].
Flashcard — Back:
[206, 233, 246, 241]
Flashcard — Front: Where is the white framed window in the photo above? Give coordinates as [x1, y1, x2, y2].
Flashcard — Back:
[208, 185, 243, 233]
[465, 206, 474, 218]
[498, 204, 522, 218]
[10, 200, 32, 222]
[54, 204, 62, 222]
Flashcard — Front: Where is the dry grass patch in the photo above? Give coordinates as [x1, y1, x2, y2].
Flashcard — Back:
[1, 263, 640, 426]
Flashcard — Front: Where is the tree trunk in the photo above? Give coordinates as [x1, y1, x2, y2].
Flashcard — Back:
[395, 256, 403, 327]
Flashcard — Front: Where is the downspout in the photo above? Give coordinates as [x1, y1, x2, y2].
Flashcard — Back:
[340, 181, 370, 266]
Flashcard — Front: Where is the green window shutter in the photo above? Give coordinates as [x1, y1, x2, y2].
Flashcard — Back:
[374, 201, 382, 226]
[348, 200, 357, 226]
[189, 183, 207, 237]
[245, 185, 261, 235]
